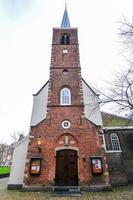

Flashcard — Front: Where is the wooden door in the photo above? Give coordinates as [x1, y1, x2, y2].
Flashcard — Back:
[55, 149, 78, 186]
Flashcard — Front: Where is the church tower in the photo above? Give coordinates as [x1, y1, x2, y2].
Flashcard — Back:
[23, 6, 110, 189]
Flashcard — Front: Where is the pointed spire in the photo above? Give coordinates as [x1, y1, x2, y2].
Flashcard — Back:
[61, 3, 71, 28]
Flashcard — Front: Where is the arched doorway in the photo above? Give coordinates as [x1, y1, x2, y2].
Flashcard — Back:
[55, 149, 79, 186]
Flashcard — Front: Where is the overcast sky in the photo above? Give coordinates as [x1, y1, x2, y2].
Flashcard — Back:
[0, 0, 133, 143]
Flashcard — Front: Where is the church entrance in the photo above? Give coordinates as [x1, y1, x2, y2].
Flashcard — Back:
[55, 149, 79, 186]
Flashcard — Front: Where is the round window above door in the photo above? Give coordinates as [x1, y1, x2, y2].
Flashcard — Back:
[62, 120, 71, 129]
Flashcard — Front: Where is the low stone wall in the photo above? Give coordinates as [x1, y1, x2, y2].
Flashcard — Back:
[0, 173, 10, 178]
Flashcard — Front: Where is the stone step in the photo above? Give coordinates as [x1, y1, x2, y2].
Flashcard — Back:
[51, 192, 81, 197]
[53, 186, 80, 192]
[52, 186, 81, 197]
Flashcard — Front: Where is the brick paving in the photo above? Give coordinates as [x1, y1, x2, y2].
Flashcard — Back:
[0, 178, 133, 200]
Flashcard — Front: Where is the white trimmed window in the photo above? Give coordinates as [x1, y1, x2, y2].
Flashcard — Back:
[110, 133, 121, 151]
[60, 87, 71, 105]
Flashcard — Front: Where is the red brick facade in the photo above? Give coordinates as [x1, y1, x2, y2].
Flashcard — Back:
[23, 28, 110, 187]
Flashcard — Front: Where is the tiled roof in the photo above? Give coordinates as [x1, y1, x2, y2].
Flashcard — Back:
[102, 112, 133, 127]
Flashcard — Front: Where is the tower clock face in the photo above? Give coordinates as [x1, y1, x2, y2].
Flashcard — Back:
[62, 49, 69, 54]
[63, 69, 69, 75]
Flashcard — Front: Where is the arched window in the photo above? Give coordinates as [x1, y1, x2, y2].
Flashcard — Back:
[61, 34, 70, 45]
[110, 133, 121, 151]
[60, 87, 71, 105]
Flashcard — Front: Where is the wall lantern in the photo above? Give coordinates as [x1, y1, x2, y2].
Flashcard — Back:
[82, 155, 86, 162]
[37, 136, 42, 152]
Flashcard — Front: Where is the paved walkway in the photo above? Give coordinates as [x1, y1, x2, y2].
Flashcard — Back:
[0, 179, 133, 200]
[0, 177, 8, 189]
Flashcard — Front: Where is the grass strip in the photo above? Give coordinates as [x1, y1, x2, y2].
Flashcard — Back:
[0, 167, 10, 174]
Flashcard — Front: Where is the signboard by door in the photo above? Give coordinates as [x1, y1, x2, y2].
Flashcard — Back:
[29, 158, 42, 175]
[91, 157, 103, 174]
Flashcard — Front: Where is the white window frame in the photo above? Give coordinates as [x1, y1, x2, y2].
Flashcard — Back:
[60, 87, 71, 105]
[110, 133, 121, 151]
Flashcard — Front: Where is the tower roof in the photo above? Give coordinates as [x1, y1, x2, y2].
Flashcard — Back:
[61, 5, 70, 28]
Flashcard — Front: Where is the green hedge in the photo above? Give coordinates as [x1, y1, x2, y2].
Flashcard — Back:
[0, 166, 11, 174]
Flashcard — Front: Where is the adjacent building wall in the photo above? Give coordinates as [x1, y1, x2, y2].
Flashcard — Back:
[104, 128, 133, 185]
[7, 136, 29, 189]
[82, 79, 103, 126]
[30, 82, 49, 126]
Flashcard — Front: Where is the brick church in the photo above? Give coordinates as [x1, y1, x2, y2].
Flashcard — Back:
[8, 6, 133, 191]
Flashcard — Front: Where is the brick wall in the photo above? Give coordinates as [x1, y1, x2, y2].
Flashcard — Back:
[24, 28, 110, 187]
[104, 129, 133, 185]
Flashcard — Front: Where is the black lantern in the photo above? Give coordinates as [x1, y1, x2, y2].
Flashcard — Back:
[37, 136, 42, 152]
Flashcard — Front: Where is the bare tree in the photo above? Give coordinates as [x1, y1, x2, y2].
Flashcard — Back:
[99, 17, 133, 119]
[0, 131, 25, 166]
[119, 16, 133, 52]
[0, 144, 6, 165]
[10, 131, 25, 144]
[101, 66, 133, 117]
[0, 143, 13, 166]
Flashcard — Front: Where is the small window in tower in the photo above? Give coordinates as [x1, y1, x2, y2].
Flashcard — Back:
[61, 34, 70, 45]
[66, 35, 69, 44]
[60, 87, 71, 105]
[110, 133, 121, 151]
[29, 158, 42, 176]
[63, 69, 69, 75]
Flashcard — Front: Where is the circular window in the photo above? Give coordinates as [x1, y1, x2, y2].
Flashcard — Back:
[62, 120, 71, 129]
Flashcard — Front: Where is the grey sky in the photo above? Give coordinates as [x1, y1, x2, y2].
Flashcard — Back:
[1, 0, 34, 18]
